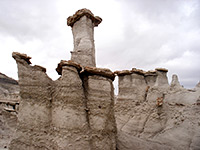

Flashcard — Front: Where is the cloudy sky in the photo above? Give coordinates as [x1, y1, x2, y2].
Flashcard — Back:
[0, 0, 200, 89]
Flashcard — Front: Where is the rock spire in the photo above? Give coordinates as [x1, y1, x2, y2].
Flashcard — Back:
[67, 8, 102, 67]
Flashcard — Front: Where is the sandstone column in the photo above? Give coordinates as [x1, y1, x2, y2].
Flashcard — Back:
[154, 68, 169, 87]
[67, 9, 102, 67]
[10, 52, 55, 150]
[53, 61, 91, 150]
[81, 67, 117, 149]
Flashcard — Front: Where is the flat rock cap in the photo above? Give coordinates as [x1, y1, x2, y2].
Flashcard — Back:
[155, 68, 168, 72]
[12, 52, 46, 72]
[12, 52, 32, 64]
[67, 8, 102, 27]
[114, 68, 146, 76]
[56, 60, 115, 81]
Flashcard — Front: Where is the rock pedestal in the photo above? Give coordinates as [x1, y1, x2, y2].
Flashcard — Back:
[9, 8, 200, 150]
[67, 9, 102, 67]
[154, 68, 169, 87]
[9, 52, 55, 150]
[51, 65, 90, 150]
[9, 9, 117, 150]
[10, 52, 117, 150]
[85, 75, 116, 149]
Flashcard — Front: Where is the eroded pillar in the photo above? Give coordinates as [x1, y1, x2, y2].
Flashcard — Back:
[154, 68, 169, 87]
[9, 52, 55, 150]
[81, 67, 117, 149]
[67, 8, 102, 67]
[53, 61, 91, 150]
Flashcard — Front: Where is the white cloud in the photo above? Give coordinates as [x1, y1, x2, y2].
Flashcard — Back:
[0, 0, 199, 88]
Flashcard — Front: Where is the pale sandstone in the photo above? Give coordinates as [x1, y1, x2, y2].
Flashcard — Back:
[67, 9, 102, 67]
[56, 60, 115, 81]
[171, 74, 181, 87]
[6, 8, 200, 150]
[115, 68, 200, 150]
[10, 51, 117, 150]
[85, 75, 117, 149]
[52, 65, 90, 150]
[154, 68, 169, 87]
[10, 52, 55, 150]
[144, 70, 157, 87]
[0, 73, 19, 149]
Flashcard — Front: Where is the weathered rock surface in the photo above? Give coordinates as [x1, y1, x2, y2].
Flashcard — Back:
[0, 73, 19, 149]
[2, 8, 200, 150]
[0, 73, 19, 100]
[56, 60, 115, 81]
[115, 68, 200, 150]
[55, 60, 117, 149]
[9, 10, 117, 150]
[67, 8, 102, 67]
[0, 104, 17, 150]
[52, 65, 90, 150]
[67, 8, 102, 27]
[10, 52, 55, 150]
[84, 75, 117, 149]
[9, 52, 117, 150]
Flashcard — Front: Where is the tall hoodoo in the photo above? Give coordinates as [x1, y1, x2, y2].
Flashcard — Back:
[10, 9, 117, 150]
[67, 8, 102, 67]
[8, 7, 200, 150]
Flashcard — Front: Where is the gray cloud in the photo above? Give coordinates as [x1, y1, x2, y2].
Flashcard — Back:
[0, 0, 199, 89]
[96, 0, 200, 88]
[0, 0, 73, 80]
[0, 0, 60, 42]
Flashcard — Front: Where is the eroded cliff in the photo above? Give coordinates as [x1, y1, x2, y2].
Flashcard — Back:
[9, 52, 117, 150]
[2, 8, 200, 150]
[0, 73, 19, 149]
[115, 68, 200, 150]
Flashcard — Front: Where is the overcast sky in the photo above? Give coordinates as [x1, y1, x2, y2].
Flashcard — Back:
[0, 0, 199, 89]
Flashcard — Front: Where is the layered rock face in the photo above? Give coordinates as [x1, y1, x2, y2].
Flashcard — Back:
[115, 68, 200, 150]
[6, 8, 200, 150]
[85, 75, 116, 149]
[0, 73, 19, 149]
[67, 9, 102, 67]
[9, 9, 116, 150]
[9, 52, 117, 150]
[0, 73, 19, 100]
[9, 53, 55, 150]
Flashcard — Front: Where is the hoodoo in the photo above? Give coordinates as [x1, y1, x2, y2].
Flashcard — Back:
[5, 8, 200, 150]
[67, 8, 102, 67]
[9, 9, 116, 150]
